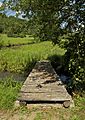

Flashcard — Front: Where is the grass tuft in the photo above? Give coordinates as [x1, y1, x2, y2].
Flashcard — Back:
[0, 77, 22, 109]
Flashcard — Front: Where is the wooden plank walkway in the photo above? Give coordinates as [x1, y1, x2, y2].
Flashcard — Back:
[17, 60, 74, 108]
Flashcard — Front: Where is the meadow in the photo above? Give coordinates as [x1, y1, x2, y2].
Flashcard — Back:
[0, 34, 65, 109]
[0, 34, 35, 47]
[0, 34, 85, 120]
[0, 34, 65, 74]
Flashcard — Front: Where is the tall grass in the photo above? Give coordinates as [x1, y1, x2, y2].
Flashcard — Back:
[0, 41, 65, 73]
[0, 77, 22, 109]
[0, 35, 66, 110]
[0, 34, 35, 46]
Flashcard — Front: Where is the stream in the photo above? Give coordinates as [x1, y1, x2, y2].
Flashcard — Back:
[0, 71, 71, 84]
[0, 71, 27, 82]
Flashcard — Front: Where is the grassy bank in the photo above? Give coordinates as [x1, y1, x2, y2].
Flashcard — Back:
[0, 77, 85, 120]
[0, 77, 22, 109]
[0, 34, 35, 47]
[0, 41, 65, 74]
[0, 85, 85, 120]
[0, 34, 85, 120]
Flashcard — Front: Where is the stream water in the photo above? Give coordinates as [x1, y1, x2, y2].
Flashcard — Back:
[0, 71, 27, 82]
[0, 71, 71, 85]
[59, 74, 71, 84]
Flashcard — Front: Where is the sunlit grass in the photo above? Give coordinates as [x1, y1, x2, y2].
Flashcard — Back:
[0, 77, 22, 109]
[0, 34, 35, 46]
[0, 41, 65, 73]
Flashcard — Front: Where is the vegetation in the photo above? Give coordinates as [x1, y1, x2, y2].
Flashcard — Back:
[0, 77, 22, 109]
[0, 13, 31, 37]
[0, 39, 65, 73]
[0, 88, 85, 119]
[3, 0, 85, 89]
[0, 77, 85, 119]
[0, 34, 4, 48]
[0, 34, 35, 48]
[0, 0, 85, 119]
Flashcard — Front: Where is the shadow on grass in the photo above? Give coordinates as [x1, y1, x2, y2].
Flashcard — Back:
[23, 58, 38, 77]
[48, 54, 66, 75]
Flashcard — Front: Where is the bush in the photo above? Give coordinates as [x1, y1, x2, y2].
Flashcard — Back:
[0, 35, 4, 48]
[18, 33, 26, 38]
[64, 32, 85, 92]
[0, 25, 4, 33]
[7, 32, 14, 37]
[7, 32, 26, 38]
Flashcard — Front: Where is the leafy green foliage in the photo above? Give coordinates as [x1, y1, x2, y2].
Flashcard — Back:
[60, 0, 85, 88]
[0, 13, 30, 36]
[2, 0, 85, 90]
[64, 32, 85, 90]
[0, 35, 4, 48]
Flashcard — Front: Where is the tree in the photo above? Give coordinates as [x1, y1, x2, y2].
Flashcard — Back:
[0, 12, 30, 36]
[60, 0, 85, 89]
[3, 0, 85, 89]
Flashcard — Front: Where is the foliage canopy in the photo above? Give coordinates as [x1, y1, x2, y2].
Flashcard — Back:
[2, 0, 85, 87]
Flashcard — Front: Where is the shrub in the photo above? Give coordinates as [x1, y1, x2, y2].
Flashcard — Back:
[0, 35, 4, 48]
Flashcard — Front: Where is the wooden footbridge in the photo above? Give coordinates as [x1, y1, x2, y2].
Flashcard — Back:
[17, 60, 74, 108]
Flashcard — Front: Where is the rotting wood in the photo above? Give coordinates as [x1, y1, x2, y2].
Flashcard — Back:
[17, 60, 74, 108]
[63, 100, 70, 108]
[18, 92, 71, 101]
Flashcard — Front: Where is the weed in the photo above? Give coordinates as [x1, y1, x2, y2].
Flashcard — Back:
[34, 112, 43, 120]
[0, 77, 22, 109]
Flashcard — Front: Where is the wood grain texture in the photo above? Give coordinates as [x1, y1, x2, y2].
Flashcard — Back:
[18, 60, 72, 105]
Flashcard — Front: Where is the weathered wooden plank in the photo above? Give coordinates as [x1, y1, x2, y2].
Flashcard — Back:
[23, 80, 61, 86]
[21, 85, 67, 93]
[18, 60, 72, 106]
[21, 83, 66, 91]
[21, 88, 67, 93]
[23, 81, 62, 86]
[25, 73, 57, 80]
[18, 92, 71, 101]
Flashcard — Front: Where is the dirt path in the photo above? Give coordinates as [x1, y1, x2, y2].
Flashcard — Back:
[0, 105, 85, 120]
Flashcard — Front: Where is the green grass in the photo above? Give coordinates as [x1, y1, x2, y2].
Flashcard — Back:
[0, 41, 65, 73]
[0, 87, 85, 119]
[0, 38, 85, 119]
[0, 77, 22, 109]
[0, 34, 85, 119]
[33, 97, 85, 120]
[0, 34, 35, 46]
[34, 111, 52, 120]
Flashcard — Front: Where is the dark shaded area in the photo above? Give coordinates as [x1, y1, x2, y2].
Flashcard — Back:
[23, 58, 37, 77]
[22, 100, 64, 104]
[36, 84, 43, 88]
[43, 80, 57, 84]
[72, 81, 85, 97]
[48, 54, 85, 97]
[48, 55, 73, 95]
[0, 72, 26, 82]
[48, 54, 68, 76]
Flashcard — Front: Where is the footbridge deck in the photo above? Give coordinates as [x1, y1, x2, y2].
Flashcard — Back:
[17, 60, 74, 108]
